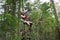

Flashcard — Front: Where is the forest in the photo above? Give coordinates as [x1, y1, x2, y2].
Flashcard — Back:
[0, 0, 60, 40]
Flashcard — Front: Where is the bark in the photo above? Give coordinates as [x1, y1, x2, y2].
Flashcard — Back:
[17, 0, 21, 40]
[50, 0, 60, 40]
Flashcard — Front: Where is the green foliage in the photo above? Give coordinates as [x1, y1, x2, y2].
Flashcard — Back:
[40, 2, 51, 12]
[1, 13, 18, 32]
[0, 0, 59, 40]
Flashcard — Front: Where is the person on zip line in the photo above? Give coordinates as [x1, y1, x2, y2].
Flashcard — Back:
[21, 9, 32, 26]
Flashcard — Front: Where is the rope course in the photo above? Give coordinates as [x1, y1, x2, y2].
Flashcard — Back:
[21, 0, 32, 40]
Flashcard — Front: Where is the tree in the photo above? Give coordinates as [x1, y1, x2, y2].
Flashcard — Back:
[50, 0, 60, 40]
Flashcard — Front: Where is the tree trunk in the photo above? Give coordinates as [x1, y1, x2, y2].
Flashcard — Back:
[50, 0, 60, 40]
[17, 0, 21, 40]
